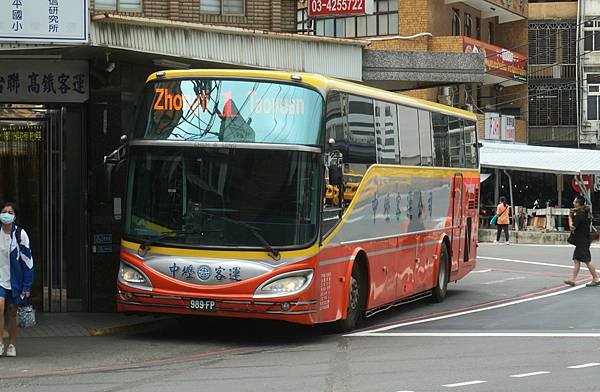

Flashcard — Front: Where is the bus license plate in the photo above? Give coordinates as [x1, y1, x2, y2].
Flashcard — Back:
[189, 299, 216, 312]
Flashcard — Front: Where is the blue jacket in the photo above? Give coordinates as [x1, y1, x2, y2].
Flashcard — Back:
[7, 224, 34, 300]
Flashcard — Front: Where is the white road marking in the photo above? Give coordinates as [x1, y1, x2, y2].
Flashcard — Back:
[472, 269, 492, 273]
[510, 371, 550, 378]
[442, 380, 487, 388]
[347, 284, 585, 336]
[568, 363, 600, 369]
[353, 332, 600, 338]
[480, 276, 526, 285]
[478, 256, 572, 269]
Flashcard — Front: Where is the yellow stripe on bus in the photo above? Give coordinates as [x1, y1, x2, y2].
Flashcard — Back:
[120, 239, 321, 260]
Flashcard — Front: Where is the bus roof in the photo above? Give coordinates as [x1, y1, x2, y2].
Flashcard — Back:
[147, 69, 477, 121]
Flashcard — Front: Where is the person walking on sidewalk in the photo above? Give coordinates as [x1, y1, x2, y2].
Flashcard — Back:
[494, 196, 511, 244]
[0, 202, 34, 357]
[564, 195, 600, 287]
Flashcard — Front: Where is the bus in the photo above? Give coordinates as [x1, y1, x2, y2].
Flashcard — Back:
[115, 69, 479, 331]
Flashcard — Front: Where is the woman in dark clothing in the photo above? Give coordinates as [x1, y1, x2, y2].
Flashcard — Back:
[564, 196, 600, 287]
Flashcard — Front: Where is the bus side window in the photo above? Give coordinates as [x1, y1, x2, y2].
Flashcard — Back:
[398, 105, 421, 166]
[463, 119, 478, 168]
[449, 116, 465, 168]
[323, 91, 345, 238]
[346, 94, 376, 164]
[374, 100, 399, 164]
[418, 110, 433, 166]
[432, 112, 450, 167]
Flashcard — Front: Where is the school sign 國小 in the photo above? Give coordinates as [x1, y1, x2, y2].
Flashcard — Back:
[0, 0, 88, 43]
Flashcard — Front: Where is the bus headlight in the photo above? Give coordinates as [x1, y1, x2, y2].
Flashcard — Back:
[118, 261, 152, 291]
[254, 270, 313, 298]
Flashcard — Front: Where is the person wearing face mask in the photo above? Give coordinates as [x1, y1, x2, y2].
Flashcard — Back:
[0, 202, 33, 357]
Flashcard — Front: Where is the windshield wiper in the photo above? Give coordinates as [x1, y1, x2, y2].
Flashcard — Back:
[137, 229, 190, 257]
[193, 210, 281, 260]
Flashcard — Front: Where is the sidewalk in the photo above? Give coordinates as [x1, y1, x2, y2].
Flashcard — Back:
[3, 312, 177, 339]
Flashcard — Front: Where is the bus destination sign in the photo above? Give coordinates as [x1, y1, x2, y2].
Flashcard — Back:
[307, 0, 374, 18]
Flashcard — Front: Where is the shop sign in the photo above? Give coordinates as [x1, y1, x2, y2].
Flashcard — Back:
[307, 0, 374, 17]
[484, 112, 500, 140]
[0, 60, 89, 103]
[464, 37, 527, 82]
[1, 0, 88, 43]
[501, 115, 516, 142]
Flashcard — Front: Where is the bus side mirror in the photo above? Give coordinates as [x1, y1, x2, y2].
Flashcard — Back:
[101, 134, 129, 202]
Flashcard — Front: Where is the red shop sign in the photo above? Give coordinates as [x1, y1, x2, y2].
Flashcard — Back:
[307, 0, 375, 18]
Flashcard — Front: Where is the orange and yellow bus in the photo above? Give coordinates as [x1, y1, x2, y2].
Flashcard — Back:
[116, 70, 479, 331]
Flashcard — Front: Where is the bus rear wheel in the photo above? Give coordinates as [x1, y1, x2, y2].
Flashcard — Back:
[332, 262, 365, 333]
[431, 244, 449, 303]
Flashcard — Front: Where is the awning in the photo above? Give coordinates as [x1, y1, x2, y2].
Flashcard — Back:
[480, 141, 600, 175]
[480, 173, 492, 183]
[88, 15, 366, 81]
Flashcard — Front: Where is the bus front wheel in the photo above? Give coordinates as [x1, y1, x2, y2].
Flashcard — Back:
[431, 244, 449, 303]
[333, 262, 366, 333]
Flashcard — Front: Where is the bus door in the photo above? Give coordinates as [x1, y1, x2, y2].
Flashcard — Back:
[450, 173, 464, 273]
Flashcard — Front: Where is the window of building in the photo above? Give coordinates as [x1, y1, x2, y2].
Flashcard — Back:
[476, 17, 481, 40]
[298, 0, 398, 37]
[488, 22, 495, 44]
[529, 85, 576, 127]
[452, 9, 461, 36]
[95, 0, 142, 11]
[200, 0, 244, 15]
[584, 20, 600, 52]
[297, 9, 314, 34]
[587, 75, 600, 121]
[464, 13, 472, 37]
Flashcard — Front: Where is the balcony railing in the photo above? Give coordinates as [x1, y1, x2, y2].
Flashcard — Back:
[528, 64, 575, 80]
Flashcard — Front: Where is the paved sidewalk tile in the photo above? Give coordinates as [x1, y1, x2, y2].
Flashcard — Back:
[2, 313, 176, 338]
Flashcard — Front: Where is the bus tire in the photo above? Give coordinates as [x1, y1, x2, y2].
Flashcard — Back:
[431, 244, 449, 303]
[332, 262, 366, 333]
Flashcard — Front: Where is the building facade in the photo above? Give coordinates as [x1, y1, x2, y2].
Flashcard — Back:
[0, 0, 364, 312]
[299, 0, 529, 143]
[580, 0, 600, 147]
[528, 0, 577, 147]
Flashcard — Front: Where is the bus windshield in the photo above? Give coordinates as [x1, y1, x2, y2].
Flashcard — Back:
[135, 78, 324, 145]
[124, 147, 320, 249]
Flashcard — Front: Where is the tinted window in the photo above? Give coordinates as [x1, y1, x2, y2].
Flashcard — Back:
[463, 120, 478, 168]
[136, 79, 323, 145]
[418, 110, 433, 166]
[375, 100, 399, 164]
[325, 91, 344, 146]
[345, 95, 376, 163]
[449, 117, 465, 167]
[432, 112, 450, 167]
[398, 105, 421, 166]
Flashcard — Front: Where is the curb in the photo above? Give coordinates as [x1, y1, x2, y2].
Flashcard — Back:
[88, 317, 179, 336]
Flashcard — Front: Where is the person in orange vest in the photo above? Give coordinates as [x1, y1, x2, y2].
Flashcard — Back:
[494, 196, 511, 245]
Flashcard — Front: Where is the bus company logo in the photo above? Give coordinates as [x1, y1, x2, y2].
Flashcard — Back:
[197, 265, 212, 281]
